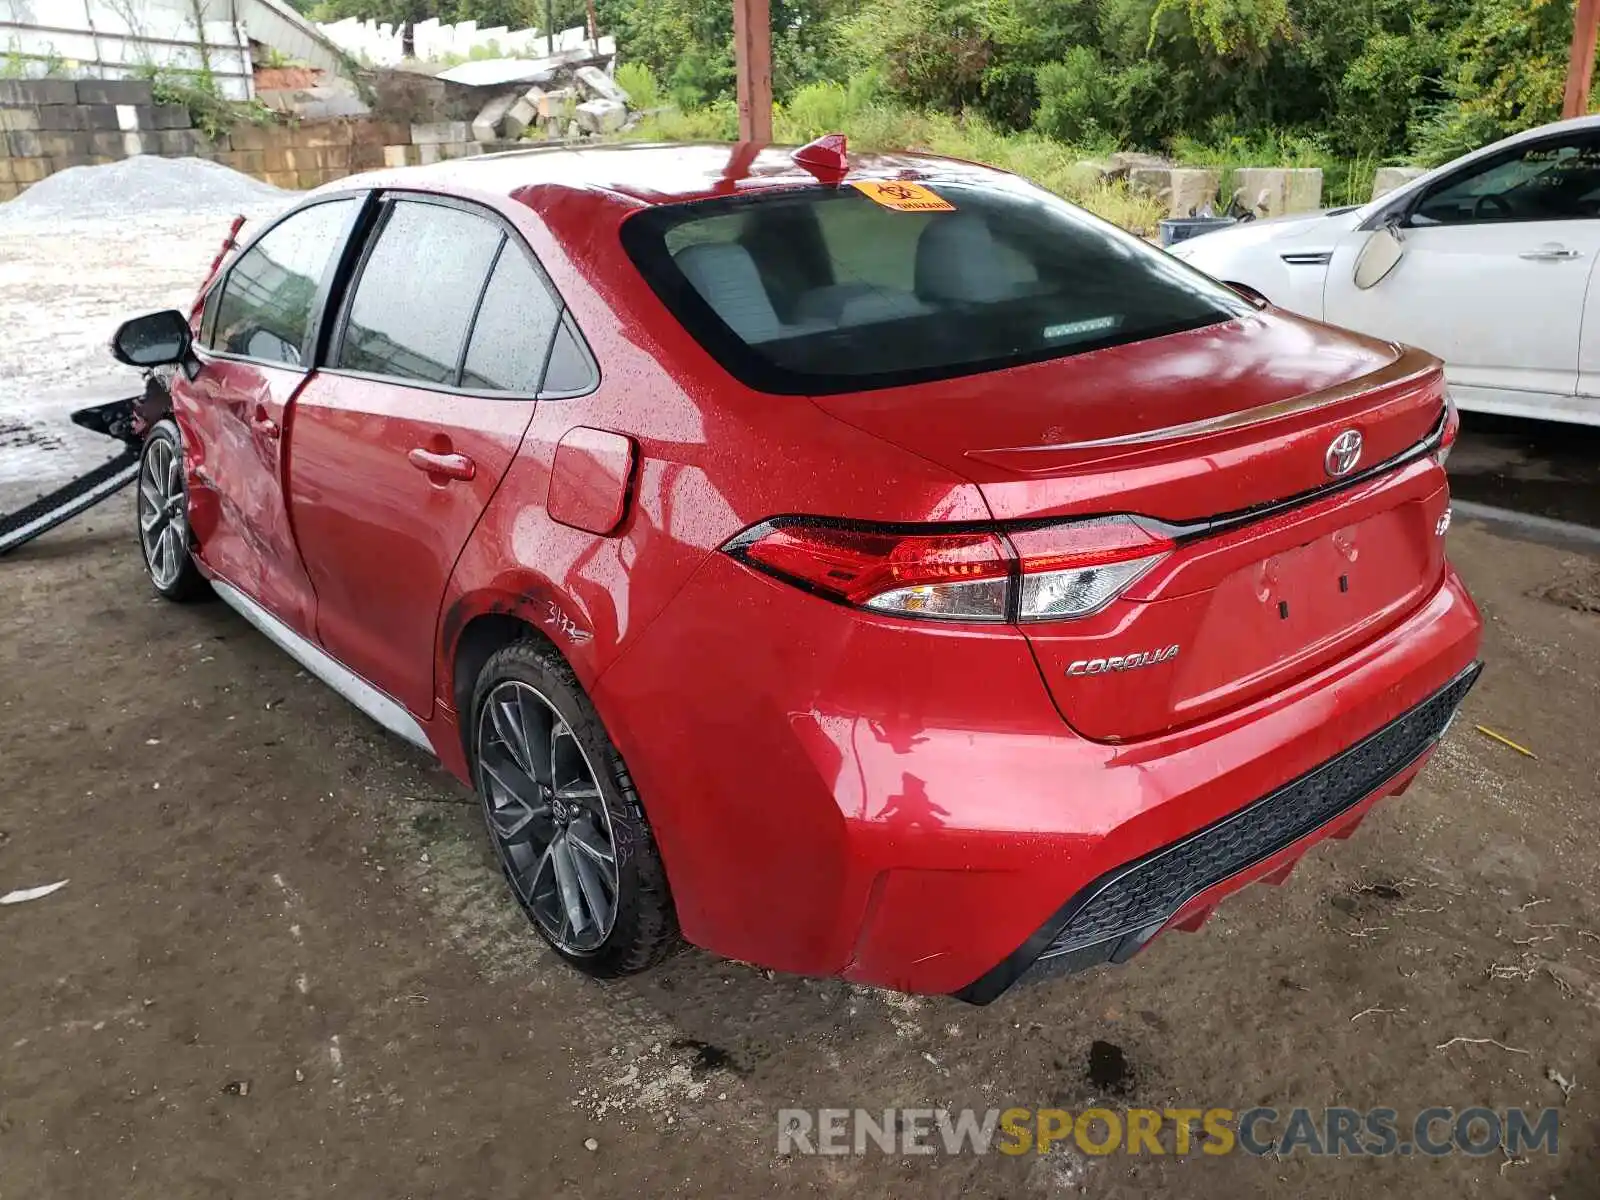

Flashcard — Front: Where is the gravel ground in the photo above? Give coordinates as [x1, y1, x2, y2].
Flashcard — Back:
[0, 205, 287, 515]
[2, 198, 1599, 1199]
[0, 157, 288, 227]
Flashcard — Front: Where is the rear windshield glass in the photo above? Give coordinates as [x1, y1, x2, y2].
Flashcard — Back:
[620, 179, 1248, 395]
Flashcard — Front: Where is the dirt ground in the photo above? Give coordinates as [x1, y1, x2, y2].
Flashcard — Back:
[4, 207, 1600, 1198]
[0, 508, 1597, 1198]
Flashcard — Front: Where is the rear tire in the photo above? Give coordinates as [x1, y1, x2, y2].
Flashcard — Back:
[469, 639, 680, 978]
[137, 420, 208, 602]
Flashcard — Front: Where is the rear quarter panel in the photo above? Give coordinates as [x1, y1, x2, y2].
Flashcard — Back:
[433, 187, 990, 754]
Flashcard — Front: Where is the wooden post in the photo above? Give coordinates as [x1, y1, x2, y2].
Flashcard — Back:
[1564, 0, 1600, 118]
[732, 0, 773, 143]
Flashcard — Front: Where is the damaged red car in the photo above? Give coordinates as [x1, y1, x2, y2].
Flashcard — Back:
[109, 138, 1481, 1001]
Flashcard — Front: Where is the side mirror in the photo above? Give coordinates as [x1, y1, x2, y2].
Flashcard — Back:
[1353, 222, 1405, 290]
[111, 309, 192, 368]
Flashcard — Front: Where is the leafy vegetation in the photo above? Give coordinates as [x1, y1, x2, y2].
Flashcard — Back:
[313, 0, 1596, 177]
[624, 79, 1168, 233]
[133, 67, 277, 140]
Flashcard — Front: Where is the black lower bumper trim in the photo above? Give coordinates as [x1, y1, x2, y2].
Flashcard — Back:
[953, 661, 1482, 1004]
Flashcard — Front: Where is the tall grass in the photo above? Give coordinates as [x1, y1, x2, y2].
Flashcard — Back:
[1169, 132, 1380, 209]
[624, 79, 1167, 235]
[621, 72, 1380, 232]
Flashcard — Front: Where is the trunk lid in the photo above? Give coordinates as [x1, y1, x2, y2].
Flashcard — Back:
[814, 314, 1451, 741]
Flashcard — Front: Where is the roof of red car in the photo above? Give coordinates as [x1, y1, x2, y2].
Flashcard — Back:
[336, 141, 1011, 209]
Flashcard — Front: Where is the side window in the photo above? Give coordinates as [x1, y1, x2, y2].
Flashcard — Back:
[209, 198, 353, 366]
[541, 317, 598, 394]
[1414, 136, 1600, 225]
[461, 246, 562, 392]
[338, 200, 503, 385]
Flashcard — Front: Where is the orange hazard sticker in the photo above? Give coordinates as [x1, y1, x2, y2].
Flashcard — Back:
[850, 181, 956, 212]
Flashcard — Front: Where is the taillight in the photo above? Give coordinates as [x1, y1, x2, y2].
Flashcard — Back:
[1434, 390, 1459, 467]
[1007, 518, 1173, 620]
[729, 523, 1011, 621]
[724, 516, 1170, 623]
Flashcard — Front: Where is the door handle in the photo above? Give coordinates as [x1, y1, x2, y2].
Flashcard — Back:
[1519, 245, 1581, 261]
[408, 447, 476, 481]
[251, 406, 279, 439]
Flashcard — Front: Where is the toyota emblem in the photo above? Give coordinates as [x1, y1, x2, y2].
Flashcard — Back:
[1325, 429, 1363, 478]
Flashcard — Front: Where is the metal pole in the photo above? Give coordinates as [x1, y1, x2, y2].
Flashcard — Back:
[1564, 0, 1600, 118]
[732, 0, 772, 143]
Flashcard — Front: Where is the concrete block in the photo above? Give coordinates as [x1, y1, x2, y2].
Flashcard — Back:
[152, 128, 206, 155]
[81, 105, 121, 131]
[1167, 167, 1222, 217]
[0, 106, 40, 132]
[35, 131, 93, 158]
[353, 119, 411, 146]
[6, 131, 43, 158]
[121, 131, 143, 156]
[574, 99, 625, 136]
[382, 144, 412, 168]
[262, 147, 293, 173]
[410, 120, 469, 146]
[1127, 166, 1171, 198]
[435, 141, 473, 160]
[471, 92, 519, 142]
[0, 79, 76, 106]
[286, 145, 347, 171]
[49, 153, 96, 173]
[502, 88, 543, 139]
[262, 170, 301, 189]
[537, 87, 575, 120]
[1110, 150, 1169, 174]
[226, 123, 278, 151]
[350, 142, 385, 170]
[150, 104, 191, 130]
[77, 79, 154, 107]
[8, 156, 50, 183]
[115, 104, 141, 132]
[218, 150, 267, 176]
[0, 158, 12, 182]
[417, 142, 442, 165]
[0, 181, 19, 201]
[295, 120, 355, 147]
[574, 65, 627, 105]
[1370, 166, 1426, 201]
[89, 131, 126, 157]
[296, 169, 325, 189]
[36, 105, 85, 131]
[1231, 167, 1323, 217]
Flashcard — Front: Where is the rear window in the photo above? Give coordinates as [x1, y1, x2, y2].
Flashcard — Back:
[620, 179, 1248, 395]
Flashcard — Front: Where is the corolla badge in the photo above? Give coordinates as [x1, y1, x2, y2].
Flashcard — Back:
[1325, 428, 1364, 478]
[1067, 645, 1180, 676]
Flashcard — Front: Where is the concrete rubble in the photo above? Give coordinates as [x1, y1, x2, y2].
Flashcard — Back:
[1371, 166, 1427, 200]
[462, 54, 632, 144]
[1231, 167, 1323, 217]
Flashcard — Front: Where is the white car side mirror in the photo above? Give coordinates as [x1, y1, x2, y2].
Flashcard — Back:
[1353, 224, 1405, 290]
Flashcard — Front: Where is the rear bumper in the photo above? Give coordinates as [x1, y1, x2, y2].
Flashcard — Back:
[955, 660, 1479, 1002]
[596, 556, 1482, 997]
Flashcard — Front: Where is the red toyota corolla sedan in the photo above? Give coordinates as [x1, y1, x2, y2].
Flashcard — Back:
[111, 137, 1481, 1001]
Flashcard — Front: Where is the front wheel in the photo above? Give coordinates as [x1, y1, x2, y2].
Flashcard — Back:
[137, 420, 208, 602]
[470, 640, 680, 978]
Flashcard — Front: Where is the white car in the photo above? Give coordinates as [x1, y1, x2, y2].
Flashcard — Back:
[1171, 115, 1600, 427]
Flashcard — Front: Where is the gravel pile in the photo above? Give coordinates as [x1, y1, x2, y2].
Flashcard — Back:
[0, 155, 290, 224]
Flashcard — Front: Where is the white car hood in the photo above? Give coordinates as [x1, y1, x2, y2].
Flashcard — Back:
[1170, 207, 1364, 258]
